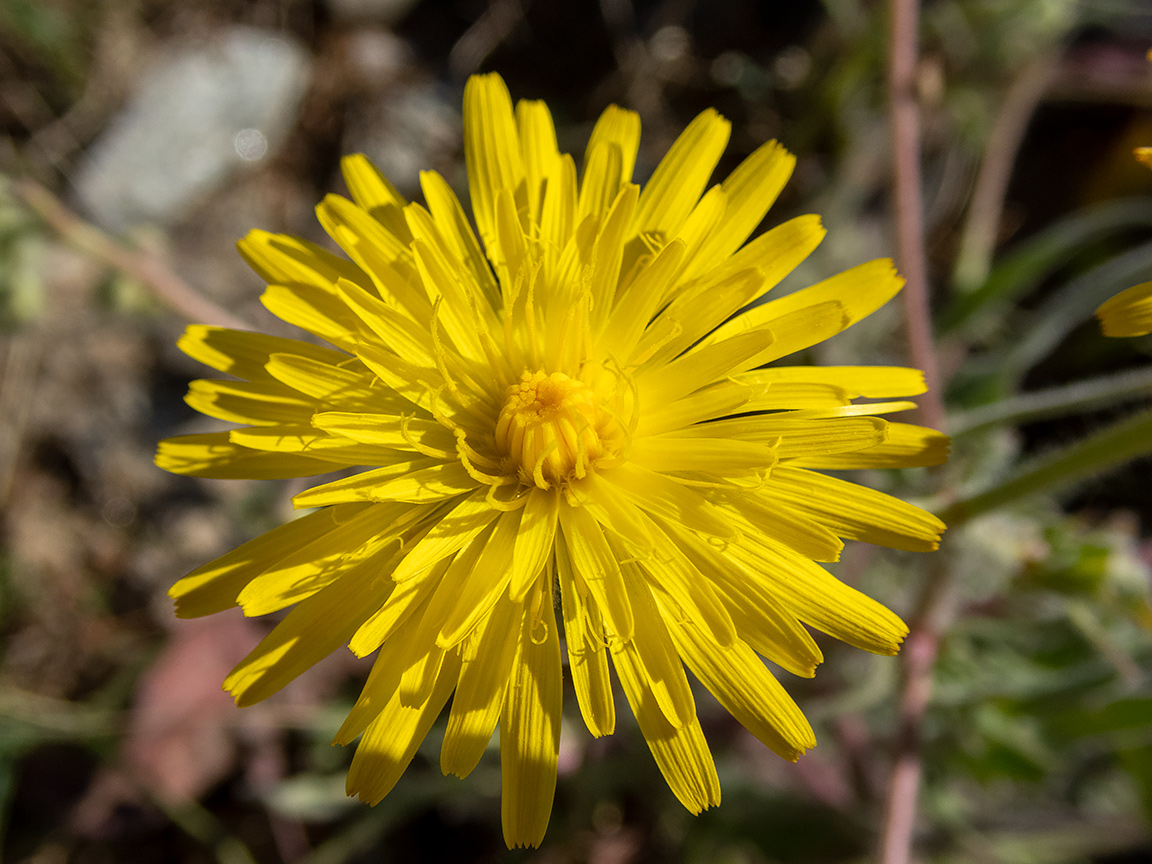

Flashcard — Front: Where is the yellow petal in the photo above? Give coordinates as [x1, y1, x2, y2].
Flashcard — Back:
[154, 432, 338, 479]
[435, 507, 521, 647]
[594, 238, 686, 364]
[703, 299, 848, 362]
[601, 464, 735, 540]
[185, 379, 316, 426]
[237, 229, 371, 292]
[739, 365, 927, 398]
[169, 505, 367, 618]
[666, 415, 887, 460]
[636, 325, 775, 405]
[719, 258, 903, 344]
[1097, 280, 1152, 337]
[315, 194, 427, 316]
[350, 539, 477, 657]
[612, 637, 720, 814]
[666, 522, 823, 677]
[177, 325, 348, 382]
[716, 492, 843, 563]
[290, 459, 442, 508]
[260, 283, 364, 352]
[764, 466, 946, 552]
[340, 153, 412, 243]
[637, 269, 764, 369]
[346, 650, 462, 804]
[316, 192, 410, 269]
[632, 516, 736, 649]
[227, 425, 402, 466]
[441, 593, 521, 778]
[397, 596, 450, 707]
[464, 72, 526, 254]
[237, 502, 422, 615]
[407, 207, 500, 355]
[584, 104, 641, 190]
[516, 98, 561, 226]
[633, 108, 730, 240]
[667, 619, 815, 761]
[510, 488, 559, 602]
[635, 380, 753, 437]
[557, 532, 615, 736]
[558, 503, 634, 641]
[791, 423, 950, 469]
[391, 490, 500, 583]
[692, 139, 797, 272]
[539, 153, 578, 267]
[500, 580, 563, 849]
[311, 411, 455, 455]
[651, 213, 826, 358]
[333, 277, 436, 366]
[578, 139, 624, 223]
[420, 170, 501, 309]
[613, 562, 696, 728]
[727, 532, 909, 655]
[335, 614, 412, 744]
[264, 351, 374, 404]
[742, 381, 852, 410]
[587, 184, 639, 321]
[630, 436, 777, 475]
[224, 556, 393, 706]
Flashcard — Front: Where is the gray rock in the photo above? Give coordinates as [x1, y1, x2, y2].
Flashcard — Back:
[76, 27, 310, 230]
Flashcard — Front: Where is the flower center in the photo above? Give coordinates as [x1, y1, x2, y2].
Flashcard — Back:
[495, 370, 613, 488]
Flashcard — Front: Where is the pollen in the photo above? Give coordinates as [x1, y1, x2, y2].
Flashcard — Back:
[496, 370, 609, 488]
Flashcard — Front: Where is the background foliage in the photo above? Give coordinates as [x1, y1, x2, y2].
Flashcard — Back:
[2, 0, 1152, 861]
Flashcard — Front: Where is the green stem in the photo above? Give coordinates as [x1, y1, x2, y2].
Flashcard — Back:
[950, 367, 1152, 436]
[944, 406, 1152, 524]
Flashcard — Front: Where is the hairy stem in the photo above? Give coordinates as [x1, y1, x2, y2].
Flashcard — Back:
[879, 1, 947, 861]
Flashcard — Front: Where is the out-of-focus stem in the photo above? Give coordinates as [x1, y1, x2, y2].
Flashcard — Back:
[950, 365, 1152, 436]
[879, 1, 946, 863]
[952, 57, 1055, 294]
[13, 179, 252, 331]
[944, 406, 1152, 526]
[887, 0, 945, 436]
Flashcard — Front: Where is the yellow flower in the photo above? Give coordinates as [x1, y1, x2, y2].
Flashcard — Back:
[1097, 280, 1152, 337]
[157, 72, 947, 848]
[1097, 125, 1152, 337]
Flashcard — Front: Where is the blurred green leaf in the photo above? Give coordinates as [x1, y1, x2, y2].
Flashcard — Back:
[1052, 699, 1152, 741]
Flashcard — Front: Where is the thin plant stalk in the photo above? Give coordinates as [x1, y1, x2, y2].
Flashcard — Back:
[879, 0, 947, 862]
[14, 179, 252, 332]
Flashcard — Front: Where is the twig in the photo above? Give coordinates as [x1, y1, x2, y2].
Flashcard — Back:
[887, 0, 945, 434]
[952, 57, 1055, 294]
[13, 179, 252, 331]
[878, 563, 950, 864]
[448, 0, 529, 81]
[879, 1, 947, 862]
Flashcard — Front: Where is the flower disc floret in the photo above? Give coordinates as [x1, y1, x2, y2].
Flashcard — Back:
[495, 370, 629, 489]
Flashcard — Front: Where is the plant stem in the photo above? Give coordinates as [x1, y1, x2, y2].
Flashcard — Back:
[887, 0, 945, 436]
[944, 406, 1152, 525]
[879, 1, 946, 861]
[950, 366, 1152, 436]
[13, 179, 252, 331]
[952, 57, 1054, 294]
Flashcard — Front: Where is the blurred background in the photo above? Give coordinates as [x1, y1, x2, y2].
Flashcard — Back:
[3, 0, 1152, 861]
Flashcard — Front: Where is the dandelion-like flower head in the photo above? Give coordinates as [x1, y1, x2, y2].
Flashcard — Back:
[157, 73, 948, 848]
